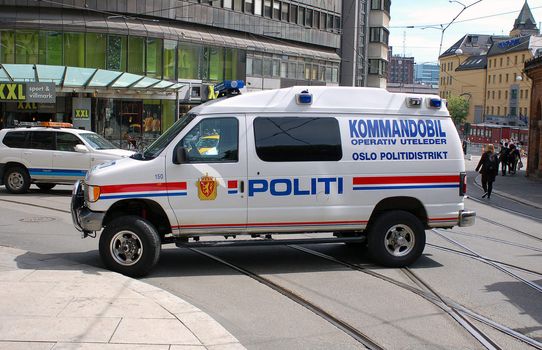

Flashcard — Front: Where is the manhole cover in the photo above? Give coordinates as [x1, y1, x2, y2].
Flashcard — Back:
[19, 217, 56, 223]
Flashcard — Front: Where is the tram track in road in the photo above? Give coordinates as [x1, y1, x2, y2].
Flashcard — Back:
[440, 229, 542, 253]
[426, 243, 542, 278]
[431, 229, 542, 294]
[0, 197, 71, 214]
[476, 215, 542, 243]
[289, 245, 542, 350]
[188, 247, 385, 350]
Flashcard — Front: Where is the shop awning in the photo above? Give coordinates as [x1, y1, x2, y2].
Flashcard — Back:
[0, 64, 184, 92]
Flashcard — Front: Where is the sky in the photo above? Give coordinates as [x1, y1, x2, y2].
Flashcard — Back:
[388, 0, 542, 64]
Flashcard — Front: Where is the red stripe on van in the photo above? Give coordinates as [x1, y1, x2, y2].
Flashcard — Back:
[352, 175, 459, 185]
[228, 180, 238, 189]
[100, 182, 187, 194]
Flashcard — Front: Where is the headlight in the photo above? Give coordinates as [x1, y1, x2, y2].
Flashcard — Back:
[86, 185, 101, 202]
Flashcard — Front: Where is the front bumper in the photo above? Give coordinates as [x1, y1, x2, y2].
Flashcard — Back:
[71, 180, 105, 237]
[458, 210, 476, 227]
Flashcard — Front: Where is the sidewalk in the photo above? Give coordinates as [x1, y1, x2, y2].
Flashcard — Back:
[0, 246, 245, 350]
[466, 155, 542, 208]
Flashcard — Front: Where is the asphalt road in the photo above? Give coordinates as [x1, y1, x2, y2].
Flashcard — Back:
[0, 184, 541, 349]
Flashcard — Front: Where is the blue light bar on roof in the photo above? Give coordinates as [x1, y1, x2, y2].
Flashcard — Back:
[428, 98, 442, 108]
[296, 90, 312, 105]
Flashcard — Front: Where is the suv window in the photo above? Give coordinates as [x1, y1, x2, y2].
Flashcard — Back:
[30, 131, 54, 150]
[56, 132, 83, 152]
[180, 118, 238, 163]
[254, 117, 342, 162]
[2, 131, 29, 148]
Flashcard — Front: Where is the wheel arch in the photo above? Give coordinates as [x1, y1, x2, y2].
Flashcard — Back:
[368, 196, 428, 229]
[103, 199, 172, 237]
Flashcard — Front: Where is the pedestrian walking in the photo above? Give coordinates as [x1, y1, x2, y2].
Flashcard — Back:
[498, 142, 509, 176]
[475, 144, 499, 199]
[508, 143, 521, 174]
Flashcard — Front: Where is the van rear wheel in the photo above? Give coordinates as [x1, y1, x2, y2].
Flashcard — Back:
[367, 211, 425, 267]
[99, 216, 161, 277]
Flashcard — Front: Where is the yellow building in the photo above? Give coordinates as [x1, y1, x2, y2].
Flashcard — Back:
[439, 1, 539, 127]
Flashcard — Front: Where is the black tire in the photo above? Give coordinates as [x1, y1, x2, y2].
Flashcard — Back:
[99, 215, 161, 277]
[367, 211, 425, 267]
[3, 165, 31, 194]
[36, 183, 56, 191]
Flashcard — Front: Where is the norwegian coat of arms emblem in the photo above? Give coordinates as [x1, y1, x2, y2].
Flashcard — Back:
[197, 174, 218, 200]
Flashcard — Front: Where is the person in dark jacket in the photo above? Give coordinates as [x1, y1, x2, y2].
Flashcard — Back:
[498, 142, 509, 176]
[475, 144, 499, 199]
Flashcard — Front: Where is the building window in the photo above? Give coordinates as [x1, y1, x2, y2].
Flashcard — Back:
[273, 1, 280, 19]
[163, 40, 177, 80]
[39, 31, 63, 66]
[492, 91, 495, 99]
[370, 27, 389, 45]
[223, 0, 233, 9]
[178, 42, 202, 79]
[522, 54, 525, 63]
[499, 57, 503, 66]
[280, 61, 287, 78]
[146, 37, 163, 78]
[264, 0, 271, 17]
[520, 90, 523, 99]
[313, 10, 320, 28]
[368, 59, 387, 76]
[254, 0, 262, 15]
[515, 55, 518, 64]
[488, 60, 491, 68]
[64, 32, 86, 67]
[234, 0, 243, 11]
[497, 106, 500, 115]
[505, 90, 508, 99]
[305, 9, 313, 27]
[15, 31, 39, 64]
[280, 2, 288, 21]
[320, 12, 326, 30]
[498, 90, 501, 99]
[504, 107, 507, 115]
[297, 6, 305, 25]
[106, 35, 127, 71]
[290, 5, 297, 23]
[499, 74, 502, 83]
[487, 91, 490, 99]
[245, 0, 253, 13]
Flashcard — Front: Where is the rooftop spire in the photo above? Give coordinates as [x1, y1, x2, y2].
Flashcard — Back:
[511, 0, 539, 36]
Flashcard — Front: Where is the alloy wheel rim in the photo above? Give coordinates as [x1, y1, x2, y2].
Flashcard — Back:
[7, 172, 24, 190]
[110, 230, 143, 266]
[384, 224, 415, 257]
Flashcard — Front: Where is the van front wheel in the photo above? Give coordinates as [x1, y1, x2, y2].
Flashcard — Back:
[367, 211, 425, 267]
[99, 216, 161, 277]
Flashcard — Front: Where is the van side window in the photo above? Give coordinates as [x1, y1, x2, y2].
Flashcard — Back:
[2, 131, 28, 148]
[180, 117, 239, 163]
[56, 132, 83, 152]
[254, 117, 342, 162]
[29, 131, 54, 150]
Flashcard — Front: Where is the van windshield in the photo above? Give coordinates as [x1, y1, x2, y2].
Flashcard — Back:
[135, 113, 196, 160]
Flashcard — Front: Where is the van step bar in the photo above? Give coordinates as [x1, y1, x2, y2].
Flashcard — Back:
[173, 236, 366, 248]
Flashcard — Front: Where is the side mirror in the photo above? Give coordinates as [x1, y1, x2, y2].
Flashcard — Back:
[173, 146, 187, 164]
[74, 144, 89, 153]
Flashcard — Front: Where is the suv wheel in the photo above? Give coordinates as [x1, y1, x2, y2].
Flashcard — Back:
[4, 166, 31, 194]
[36, 183, 56, 191]
[367, 211, 426, 267]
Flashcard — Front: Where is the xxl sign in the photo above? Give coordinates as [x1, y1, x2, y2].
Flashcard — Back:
[0, 82, 56, 103]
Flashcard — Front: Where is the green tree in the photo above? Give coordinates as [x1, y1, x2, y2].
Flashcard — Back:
[447, 96, 470, 125]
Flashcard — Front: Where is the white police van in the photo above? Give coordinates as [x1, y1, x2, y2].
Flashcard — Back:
[71, 87, 475, 276]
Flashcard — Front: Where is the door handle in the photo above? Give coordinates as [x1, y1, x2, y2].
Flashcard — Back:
[240, 180, 245, 193]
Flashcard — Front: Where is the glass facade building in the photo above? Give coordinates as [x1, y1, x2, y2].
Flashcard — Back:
[0, 0, 341, 147]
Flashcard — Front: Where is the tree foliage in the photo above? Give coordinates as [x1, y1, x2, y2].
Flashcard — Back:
[447, 96, 470, 125]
